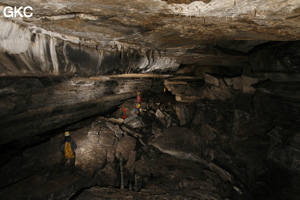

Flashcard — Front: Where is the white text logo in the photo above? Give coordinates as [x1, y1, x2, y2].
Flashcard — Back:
[3, 6, 33, 18]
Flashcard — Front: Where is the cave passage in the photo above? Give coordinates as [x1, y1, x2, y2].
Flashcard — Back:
[1, 57, 300, 200]
[1, 0, 300, 199]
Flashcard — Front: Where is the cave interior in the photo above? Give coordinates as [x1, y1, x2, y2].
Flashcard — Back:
[0, 0, 300, 200]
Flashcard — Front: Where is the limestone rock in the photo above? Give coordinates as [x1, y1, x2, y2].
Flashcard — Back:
[242, 76, 258, 94]
[0, 1, 299, 199]
[175, 104, 191, 126]
[152, 126, 202, 162]
[155, 109, 172, 128]
[233, 76, 258, 94]
[126, 117, 145, 129]
[115, 135, 137, 161]
[106, 122, 123, 139]
[125, 151, 137, 173]
[266, 127, 300, 200]
[233, 77, 243, 91]
[123, 114, 139, 124]
[98, 126, 117, 147]
[0, 77, 160, 146]
[204, 73, 220, 87]
[250, 41, 300, 74]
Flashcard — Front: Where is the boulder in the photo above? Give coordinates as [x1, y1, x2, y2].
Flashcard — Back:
[106, 122, 123, 139]
[115, 135, 137, 161]
[175, 104, 190, 126]
[151, 126, 202, 163]
[204, 73, 220, 87]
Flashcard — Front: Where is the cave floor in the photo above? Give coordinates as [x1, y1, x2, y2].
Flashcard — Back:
[0, 93, 245, 200]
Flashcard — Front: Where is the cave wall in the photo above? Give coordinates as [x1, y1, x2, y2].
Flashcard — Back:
[0, 76, 164, 146]
[250, 42, 300, 200]
[0, 19, 179, 76]
[0, 41, 300, 199]
[0, 1, 299, 199]
[153, 41, 300, 199]
[182, 41, 300, 199]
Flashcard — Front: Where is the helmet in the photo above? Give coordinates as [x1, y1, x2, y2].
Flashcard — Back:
[65, 131, 70, 136]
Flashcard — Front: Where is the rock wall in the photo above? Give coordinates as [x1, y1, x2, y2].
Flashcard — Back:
[0, 24, 299, 198]
[0, 19, 179, 76]
[0, 114, 236, 200]
[1, 40, 300, 199]
[152, 41, 300, 199]
[193, 41, 300, 199]
[0, 76, 163, 146]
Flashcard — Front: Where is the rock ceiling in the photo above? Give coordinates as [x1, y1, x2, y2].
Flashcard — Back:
[0, 0, 300, 145]
[0, 0, 300, 75]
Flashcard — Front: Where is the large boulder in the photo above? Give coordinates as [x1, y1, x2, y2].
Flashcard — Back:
[0, 118, 139, 199]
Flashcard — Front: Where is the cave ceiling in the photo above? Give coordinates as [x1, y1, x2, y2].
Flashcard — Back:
[0, 0, 299, 76]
